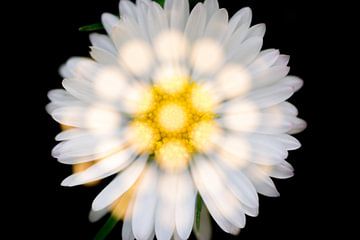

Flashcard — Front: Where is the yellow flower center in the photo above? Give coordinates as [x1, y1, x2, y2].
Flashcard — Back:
[158, 103, 187, 132]
[128, 77, 219, 171]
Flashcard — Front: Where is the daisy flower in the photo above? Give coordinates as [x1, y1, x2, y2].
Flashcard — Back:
[47, 0, 306, 239]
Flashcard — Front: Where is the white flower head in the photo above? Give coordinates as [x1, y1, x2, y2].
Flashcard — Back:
[47, 0, 306, 239]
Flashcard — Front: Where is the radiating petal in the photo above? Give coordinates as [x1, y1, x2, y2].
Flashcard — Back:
[203, 0, 219, 21]
[191, 38, 224, 77]
[61, 147, 136, 186]
[248, 49, 280, 73]
[219, 102, 300, 134]
[51, 105, 122, 130]
[90, 47, 118, 65]
[203, 9, 228, 42]
[259, 161, 294, 179]
[252, 65, 290, 89]
[288, 118, 307, 134]
[92, 155, 147, 211]
[211, 156, 259, 210]
[273, 54, 290, 66]
[175, 170, 196, 240]
[218, 83, 294, 113]
[167, 0, 189, 31]
[245, 23, 266, 40]
[190, 158, 240, 235]
[89, 208, 108, 223]
[146, 1, 168, 41]
[185, 3, 207, 43]
[222, 7, 252, 45]
[193, 206, 212, 240]
[228, 37, 263, 65]
[89, 33, 117, 54]
[132, 164, 158, 240]
[122, 198, 135, 240]
[212, 133, 287, 166]
[155, 172, 177, 240]
[278, 76, 304, 92]
[119, 0, 137, 21]
[101, 13, 120, 35]
[210, 63, 251, 100]
[244, 165, 280, 197]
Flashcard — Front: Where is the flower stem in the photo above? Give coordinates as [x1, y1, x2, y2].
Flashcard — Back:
[94, 216, 118, 240]
[79, 23, 104, 32]
[195, 194, 203, 231]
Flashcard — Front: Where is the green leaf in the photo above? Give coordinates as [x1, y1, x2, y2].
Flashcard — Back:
[79, 23, 104, 32]
[155, 0, 165, 7]
[94, 216, 118, 240]
[195, 194, 203, 231]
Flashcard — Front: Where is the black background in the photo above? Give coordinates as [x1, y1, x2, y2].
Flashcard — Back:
[9, 0, 346, 239]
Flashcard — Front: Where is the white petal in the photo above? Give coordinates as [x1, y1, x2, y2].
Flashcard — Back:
[191, 38, 224, 77]
[52, 131, 125, 159]
[193, 206, 212, 240]
[48, 89, 77, 104]
[248, 49, 280, 73]
[146, 1, 168, 41]
[62, 79, 96, 104]
[63, 57, 100, 81]
[101, 13, 120, 35]
[92, 155, 147, 211]
[273, 54, 290, 66]
[136, 0, 152, 41]
[224, 23, 248, 54]
[55, 129, 102, 141]
[190, 158, 240, 235]
[51, 105, 122, 130]
[224, 6, 252, 51]
[222, 7, 252, 45]
[245, 23, 266, 40]
[228, 37, 263, 65]
[119, 38, 154, 77]
[132, 164, 158, 240]
[272, 134, 301, 150]
[111, 19, 143, 50]
[185, 3, 207, 43]
[211, 156, 259, 210]
[220, 106, 297, 134]
[203, 9, 228, 42]
[168, 0, 189, 30]
[59, 64, 72, 78]
[210, 63, 251, 100]
[90, 47, 118, 65]
[193, 157, 246, 229]
[194, 157, 245, 228]
[63, 72, 133, 108]
[288, 118, 307, 134]
[155, 172, 177, 240]
[57, 154, 110, 165]
[89, 33, 117, 54]
[175, 170, 196, 240]
[231, 7, 252, 29]
[203, 0, 219, 21]
[89, 208, 108, 223]
[260, 161, 294, 179]
[119, 0, 137, 21]
[61, 148, 136, 187]
[252, 65, 290, 89]
[122, 198, 135, 240]
[244, 165, 280, 197]
[219, 84, 294, 113]
[154, 30, 189, 63]
[212, 133, 287, 166]
[278, 76, 304, 92]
